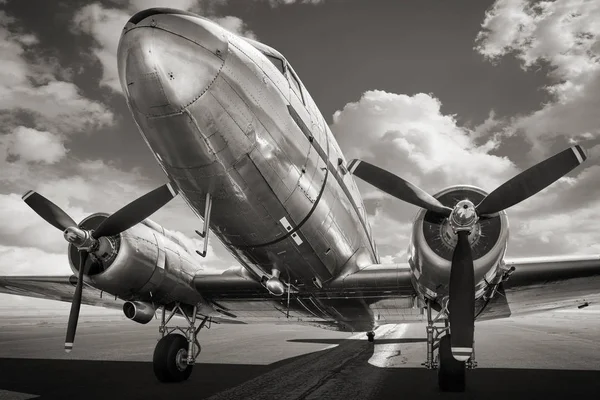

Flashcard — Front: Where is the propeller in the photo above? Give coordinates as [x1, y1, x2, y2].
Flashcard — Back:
[65, 251, 87, 353]
[475, 145, 587, 216]
[348, 144, 587, 361]
[92, 184, 178, 238]
[347, 160, 452, 216]
[22, 182, 178, 352]
[448, 231, 475, 361]
[21, 191, 77, 231]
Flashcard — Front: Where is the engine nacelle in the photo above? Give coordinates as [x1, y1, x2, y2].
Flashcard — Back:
[408, 186, 509, 302]
[123, 301, 155, 324]
[68, 213, 205, 306]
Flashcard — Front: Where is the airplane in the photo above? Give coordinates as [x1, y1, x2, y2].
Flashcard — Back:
[1, 7, 599, 392]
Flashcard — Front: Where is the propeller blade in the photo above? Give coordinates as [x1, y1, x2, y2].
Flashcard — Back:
[22, 191, 77, 232]
[347, 160, 452, 216]
[92, 182, 177, 238]
[476, 145, 587, 216]
[65, 251, 87, 353]
[448, 231, 475, 362]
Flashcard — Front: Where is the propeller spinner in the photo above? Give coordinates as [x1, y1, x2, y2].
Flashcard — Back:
[22, 182, 178, 352]
[349, 144, 587, 361]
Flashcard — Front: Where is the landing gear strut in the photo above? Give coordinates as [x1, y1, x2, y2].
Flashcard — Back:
[153, 303, 210, 382]
[422, 300, 475, 392]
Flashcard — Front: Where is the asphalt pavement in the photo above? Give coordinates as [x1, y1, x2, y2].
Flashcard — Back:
[0, 309, 599, 400]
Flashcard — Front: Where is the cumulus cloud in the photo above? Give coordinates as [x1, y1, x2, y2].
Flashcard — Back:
[0, 153, 237, 266]
[0, 11, 113, 133]
[332, 90, 517, 193]
[1, 127, 67, 164]
[0, 245, 70, 275]
[0, 193, 74, 253]
[475, 0, 600, 156]
[164, 228, 236, 273]
[212, 15, 257, 39]
[331, 90, 520, 260]
[472, 0, 600, 256]
[71, 4, 129, 93]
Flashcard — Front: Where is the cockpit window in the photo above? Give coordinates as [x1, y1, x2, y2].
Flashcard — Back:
[288, 70, 305, 104]
[265, 54, 285, 75]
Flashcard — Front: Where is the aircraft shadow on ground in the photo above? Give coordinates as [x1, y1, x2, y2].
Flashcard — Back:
[1, 341, 599, 400]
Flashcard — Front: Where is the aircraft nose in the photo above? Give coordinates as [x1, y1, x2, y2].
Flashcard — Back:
[117, 9, 228, 117]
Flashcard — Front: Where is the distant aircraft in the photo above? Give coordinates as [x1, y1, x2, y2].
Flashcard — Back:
[2, 8, 599, 392]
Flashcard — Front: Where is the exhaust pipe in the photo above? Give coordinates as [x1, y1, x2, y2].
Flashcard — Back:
[123, 301, 155, 324]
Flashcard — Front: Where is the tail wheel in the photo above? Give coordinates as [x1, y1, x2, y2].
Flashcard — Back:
[438, 334, 466, 392]
[153, 334, 194, 383]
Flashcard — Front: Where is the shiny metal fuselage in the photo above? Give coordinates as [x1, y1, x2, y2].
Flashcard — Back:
[118, 12, 379, 329]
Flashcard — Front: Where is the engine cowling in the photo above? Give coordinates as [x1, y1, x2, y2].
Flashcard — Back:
[408, 185, 509, 302]
[68, 213, 205, 306]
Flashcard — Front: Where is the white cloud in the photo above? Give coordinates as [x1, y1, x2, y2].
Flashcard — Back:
[0, 245, 69, 275]
[475, 0, 600, 155]
[71, 4, 129, 93]
[332, 90, 517, 193]
[0, 193, 83, 253]
[1, 127, 67, 164]
[473, 0, 600, 256]
[0, 154, 238, 268]
[164, 228, 236, 273]
[331, 90, 519, 260]
[14, 33, 38, 46]
[212, 15, 257, 39]
[0, 11, 113, 133]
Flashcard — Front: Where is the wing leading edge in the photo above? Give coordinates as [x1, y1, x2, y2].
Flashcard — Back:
[0, 275, 123, 309]
[498, 254, 600, 316]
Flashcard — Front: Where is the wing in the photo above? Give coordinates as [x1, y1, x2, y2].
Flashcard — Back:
[478, 255, 600, 320]
[0, 275, 243, 326]
[0, 275, 123, 309]
[194, 264, 419, 329]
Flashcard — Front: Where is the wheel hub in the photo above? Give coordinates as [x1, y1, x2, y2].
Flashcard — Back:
[175, 348, 189, 371]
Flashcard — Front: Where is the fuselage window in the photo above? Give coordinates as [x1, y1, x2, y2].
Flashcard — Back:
[288, 70, 305, 104]
[265, 54, 285, 75]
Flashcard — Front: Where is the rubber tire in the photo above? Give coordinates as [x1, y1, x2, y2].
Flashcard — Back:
[438, 334, 466, 392]
[367, 332, 375, 343]
[153, 334, 194, 383]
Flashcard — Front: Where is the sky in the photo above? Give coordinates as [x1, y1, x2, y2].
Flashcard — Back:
[1, 0, 600, 311]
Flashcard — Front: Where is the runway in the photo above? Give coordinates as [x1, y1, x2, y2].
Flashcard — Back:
[0, 309, 599, 399]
